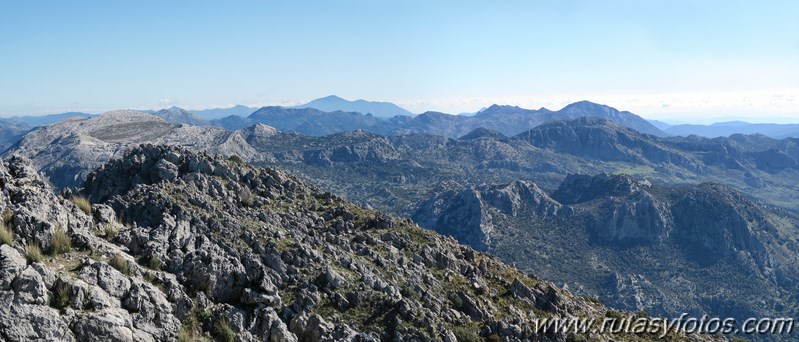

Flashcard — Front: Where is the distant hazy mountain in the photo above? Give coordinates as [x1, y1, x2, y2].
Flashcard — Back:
[666, 121, 799, 138]
[555, 101, 666, 136]
[249, 106, 388, 135]
[210, 114, 255, 130]
[294, 95, 413, 118]
[395, 101, 667, 137]
[190, 104, 256, 119]
[153, 106, 209, 126]
[221, 100, 668, 138]
[7, 112, 95, 126]
[647, 119, 673, 130]
[0, 118, 35, 152]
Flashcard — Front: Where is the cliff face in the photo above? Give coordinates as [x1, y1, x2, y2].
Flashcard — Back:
[0, 145, 713, 341]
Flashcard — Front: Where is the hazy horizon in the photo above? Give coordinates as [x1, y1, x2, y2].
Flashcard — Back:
[3, 95, 799, 126]
[1, 1, 797, 123]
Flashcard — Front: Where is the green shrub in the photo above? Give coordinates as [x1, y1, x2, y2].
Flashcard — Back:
[227, 155, 244, 165]
[211, 317, 236, 342]
[25, 243, 43, 263]
[178, 314, 207, 342]
[104, 226, 117, 241]
[71, 196, 92, 216]
[82, 294, 95, 311]
[148, 255, 162, 270]
[51, 227, 72, 255]
[109, 254, 130, 275]
[605, 310, 625, 320]
[0, 222, 13, 245]
[451, 327, 481, 342]
[448, 292, 463, 309]
[51, 282, 71, 309]
[198, 310, 212, 321]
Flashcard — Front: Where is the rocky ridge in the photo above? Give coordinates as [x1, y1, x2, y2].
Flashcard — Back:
[0, 145, 718, 341]
[4, 110, 258, 188]
[414, 173, 799, 322]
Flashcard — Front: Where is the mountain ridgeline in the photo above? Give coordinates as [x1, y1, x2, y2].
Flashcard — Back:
[209, 100, 668, 138]
[293, 95, 414, 118]
[2, 101, 799, 340]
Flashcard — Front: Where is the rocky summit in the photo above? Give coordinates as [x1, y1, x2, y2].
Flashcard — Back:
[5, 110, 257, 188]
[0, 145, 718, 341]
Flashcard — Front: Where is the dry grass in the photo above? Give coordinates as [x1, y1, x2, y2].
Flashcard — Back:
[71, 196, 92, 216]
[52, 282, 71, 309]
[0, 222, 13, 246]
[25, 243, 43, 263]
[51, 227, 72, 255]
[148, 255, 162, 270]
[109, 254, 129, 275]
[104, 226, 117, 241]
[2, 210, 12, 224]
[212, 317, 235, 342]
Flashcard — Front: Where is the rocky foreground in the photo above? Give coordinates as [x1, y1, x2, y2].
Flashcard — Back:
[0, 145, 715, 341]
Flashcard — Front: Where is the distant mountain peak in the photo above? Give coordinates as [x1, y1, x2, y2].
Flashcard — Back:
[154, 107, 208, 126]
[560, 100, 614, 113]
[295, 95, 413, 118]
[711, 121, 751, 127]
[557, 101, 666, 137]
[318, 94, 345, 101]
[459, 127, 507, 140]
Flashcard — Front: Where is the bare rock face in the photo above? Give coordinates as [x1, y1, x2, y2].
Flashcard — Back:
[586, 185, 669, 245]
[413, 180, 566, 251]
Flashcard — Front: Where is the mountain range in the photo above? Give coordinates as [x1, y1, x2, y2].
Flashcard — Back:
[665, 122, 799, 139]
[207, 100, 668, 138]
[2, 100, 799, 340]
[5, 112, 95, 126]
[6, 96, 798, 140]
[190, 104, 256, 120]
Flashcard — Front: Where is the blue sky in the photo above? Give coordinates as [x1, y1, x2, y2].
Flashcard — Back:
[1, 1, 797, 123]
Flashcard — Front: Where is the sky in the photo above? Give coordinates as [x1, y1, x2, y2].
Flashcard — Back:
[0, 1, 797, 123]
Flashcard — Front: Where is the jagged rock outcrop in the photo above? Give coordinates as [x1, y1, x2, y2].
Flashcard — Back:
[552, 174, 669, 245]
[413, 180, 565, 251]
[0, 154, 183, 341]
